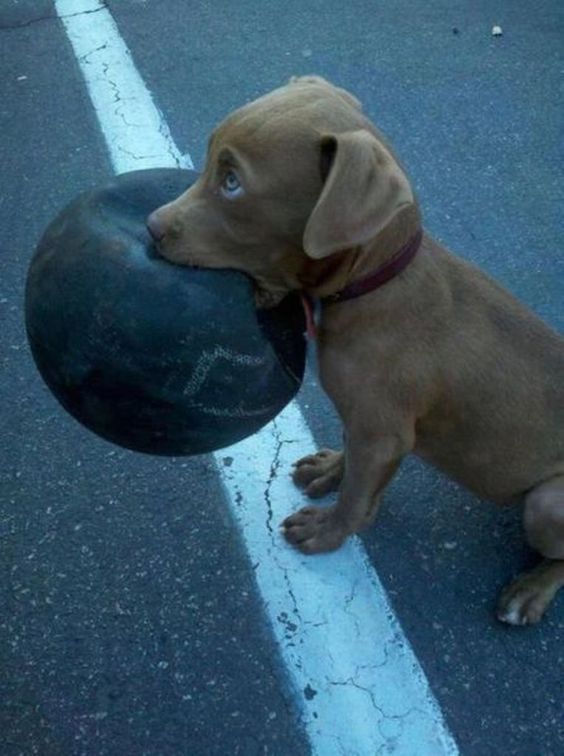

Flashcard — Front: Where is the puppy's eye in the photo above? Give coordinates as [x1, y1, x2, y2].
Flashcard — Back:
[221, 170, 244, 198]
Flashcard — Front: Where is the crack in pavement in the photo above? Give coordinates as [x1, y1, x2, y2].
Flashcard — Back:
[0, 3, 108, 32]
[263, 422, 288, 536]
[78, 43, 108, 63]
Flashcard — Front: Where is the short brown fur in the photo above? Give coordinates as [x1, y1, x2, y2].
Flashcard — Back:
[148, 76, 564, 625]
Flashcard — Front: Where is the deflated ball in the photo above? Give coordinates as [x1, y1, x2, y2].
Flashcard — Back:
[25, 169, 306, 455]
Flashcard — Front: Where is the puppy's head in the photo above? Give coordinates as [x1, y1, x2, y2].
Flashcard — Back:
[148, 76, 418, 306]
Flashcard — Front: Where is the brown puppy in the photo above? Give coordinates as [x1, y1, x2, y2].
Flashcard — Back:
[147, 76, 564, 626]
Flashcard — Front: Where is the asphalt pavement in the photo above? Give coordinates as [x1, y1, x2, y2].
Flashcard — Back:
[1, 1, 563, 754]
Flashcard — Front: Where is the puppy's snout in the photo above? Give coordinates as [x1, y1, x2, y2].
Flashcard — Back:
[146, 210, 166, 242]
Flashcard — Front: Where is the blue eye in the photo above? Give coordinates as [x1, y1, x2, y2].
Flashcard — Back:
[221, 170, 243, 198]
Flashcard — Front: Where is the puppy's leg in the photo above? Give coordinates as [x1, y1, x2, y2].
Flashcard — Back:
[497, 475, 564, 625]
[283, 419, 413, 554]
[292, 449, 344, 498]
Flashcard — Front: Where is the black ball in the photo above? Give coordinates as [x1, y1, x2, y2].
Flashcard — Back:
[25, 169, 306, 455]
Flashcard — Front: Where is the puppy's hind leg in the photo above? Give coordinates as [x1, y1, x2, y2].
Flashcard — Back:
[497, 475, 564, 626]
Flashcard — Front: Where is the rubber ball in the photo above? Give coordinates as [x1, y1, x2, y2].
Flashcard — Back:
[25, 169, 306, 455]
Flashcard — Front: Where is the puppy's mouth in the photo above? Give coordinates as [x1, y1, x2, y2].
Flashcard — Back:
[154, 242, 274, 306]
[147, 225, 293, 308]
[151, 237, 201, 269]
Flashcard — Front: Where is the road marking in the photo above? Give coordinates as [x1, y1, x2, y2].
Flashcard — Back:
[221, 405, 458, 755]
[55, 0, 193, 173]
[55, 1, 458, 753]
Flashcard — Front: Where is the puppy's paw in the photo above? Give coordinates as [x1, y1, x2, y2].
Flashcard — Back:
[281, 505, 348, 554]
[497, 566, 559, 626]
[292, 449, 344, 498]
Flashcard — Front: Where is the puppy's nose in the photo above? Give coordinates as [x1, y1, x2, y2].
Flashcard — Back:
[146, 210, 166, 242]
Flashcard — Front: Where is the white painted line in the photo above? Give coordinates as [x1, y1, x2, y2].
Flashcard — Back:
[55, 2, 458, 754]
[55, 0, 193, 173]
[221, 404, 458, 755]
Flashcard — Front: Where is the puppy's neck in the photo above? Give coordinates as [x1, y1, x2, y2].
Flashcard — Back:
[356, 205, 422, 276]
[303, 205, 422, 301]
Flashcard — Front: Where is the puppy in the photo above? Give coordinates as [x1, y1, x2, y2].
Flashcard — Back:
[147, 76, 564, 626]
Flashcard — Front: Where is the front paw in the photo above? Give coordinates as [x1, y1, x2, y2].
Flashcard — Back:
[281, 505, 348, 554]
[292, 449, 344, 498]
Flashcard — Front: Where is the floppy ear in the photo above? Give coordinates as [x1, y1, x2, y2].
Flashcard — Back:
[303, 130, 414, 259]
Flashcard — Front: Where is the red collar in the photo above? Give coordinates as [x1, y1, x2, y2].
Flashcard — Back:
[321, 229, 423, 305]
[301, 229, 423, 339]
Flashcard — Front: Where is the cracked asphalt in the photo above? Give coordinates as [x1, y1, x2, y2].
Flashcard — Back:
[1, 0, 563, 754]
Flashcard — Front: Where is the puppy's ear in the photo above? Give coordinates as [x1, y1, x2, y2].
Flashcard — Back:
[303, 130, 414, 259]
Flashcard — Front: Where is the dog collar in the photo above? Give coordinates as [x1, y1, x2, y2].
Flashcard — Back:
[301, 229, 423, 339]
[301, 292, 318, 339]
[320, 229, 423, 305]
